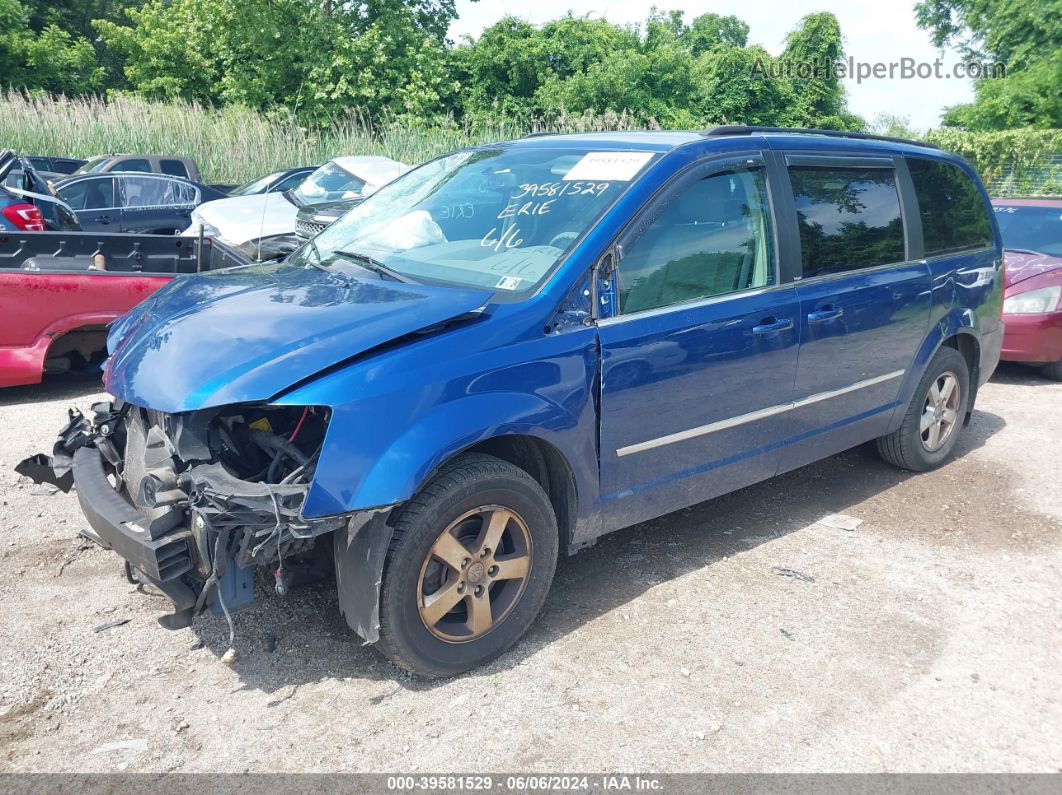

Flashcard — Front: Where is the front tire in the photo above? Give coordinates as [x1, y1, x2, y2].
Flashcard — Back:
[877, 346, 970, 471]
[376, 453, 558, 678]
[1040, 360, 1062, 381]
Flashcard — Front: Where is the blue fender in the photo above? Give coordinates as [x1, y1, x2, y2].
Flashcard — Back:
[281, 382, 596, 520]
[356, 391, 581, 509]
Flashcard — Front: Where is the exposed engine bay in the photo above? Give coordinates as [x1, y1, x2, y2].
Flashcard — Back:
[18, 399, 347, 633]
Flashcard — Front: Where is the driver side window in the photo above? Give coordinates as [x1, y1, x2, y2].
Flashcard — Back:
[617, 167, 775, 314]
[60, 178, 114, 211]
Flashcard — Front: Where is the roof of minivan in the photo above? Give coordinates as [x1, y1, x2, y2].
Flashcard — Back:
[502, 130, 946, 159]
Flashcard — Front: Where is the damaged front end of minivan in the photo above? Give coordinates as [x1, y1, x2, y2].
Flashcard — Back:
[18, 398, 381, 634]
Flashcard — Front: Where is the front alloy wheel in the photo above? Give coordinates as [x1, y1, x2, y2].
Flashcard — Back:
[376, 453, 558, 677]
[418, 506, 533, 642]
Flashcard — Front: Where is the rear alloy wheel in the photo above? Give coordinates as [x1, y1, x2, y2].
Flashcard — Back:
[919, 371, 962, 452]
[376, 454, 558, 677]
[877, 346, 970, 471]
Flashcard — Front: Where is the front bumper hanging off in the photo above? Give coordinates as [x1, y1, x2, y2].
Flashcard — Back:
[17, 401, 344, 629]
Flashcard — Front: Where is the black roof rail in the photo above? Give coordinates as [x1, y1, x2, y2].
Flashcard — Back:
[523, 131, 563, 138]
[701, 125, 940, 150]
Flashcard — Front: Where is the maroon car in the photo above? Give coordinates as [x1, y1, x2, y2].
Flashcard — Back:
[992, 197, 1062, 380]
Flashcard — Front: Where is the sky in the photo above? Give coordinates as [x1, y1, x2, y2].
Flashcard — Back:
[447, 0, 976, 131]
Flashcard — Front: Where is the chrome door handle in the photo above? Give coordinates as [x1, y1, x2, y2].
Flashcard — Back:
[808, 306, 844, 323]
[752, 318, 794, 335]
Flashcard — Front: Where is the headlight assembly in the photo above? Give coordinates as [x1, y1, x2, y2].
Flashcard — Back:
[1003, 285, 1061, 315]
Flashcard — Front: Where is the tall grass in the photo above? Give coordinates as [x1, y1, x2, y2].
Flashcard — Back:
[0, 92, 651, 182]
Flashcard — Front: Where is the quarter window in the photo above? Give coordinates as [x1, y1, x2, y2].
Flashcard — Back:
[789, 166, 905, 278]
[617, 167, 775, 314]
[907, 157, 993, 256]
[160, 159, 189, 178]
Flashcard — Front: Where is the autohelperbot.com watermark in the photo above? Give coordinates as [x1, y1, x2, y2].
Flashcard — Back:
[755, 56, 1006, 84]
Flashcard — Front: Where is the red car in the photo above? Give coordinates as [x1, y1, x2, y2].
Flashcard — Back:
[0, 233, 243, 388]
[993, 197, 1062, 380]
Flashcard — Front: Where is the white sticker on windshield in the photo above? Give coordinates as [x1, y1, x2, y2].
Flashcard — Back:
[496, 275, 523, 290]
[562, 152, 654, 182]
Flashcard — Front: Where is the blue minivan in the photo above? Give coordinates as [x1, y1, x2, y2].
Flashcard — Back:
[29, 127, 1003, 677]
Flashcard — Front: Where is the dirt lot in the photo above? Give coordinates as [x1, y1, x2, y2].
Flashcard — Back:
[1, 365, 1060, 773]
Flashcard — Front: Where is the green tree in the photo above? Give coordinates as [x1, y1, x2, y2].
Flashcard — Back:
[915, 0, 1062, 129]
[692, 46, 793, 126]
[868, 112, 922, 139]
[915, 0, 1060, 70]
[451, 17, 548, 118]
[0, 0, 102, 94]
[779, 12, 860, 129]
[93, 0, 220, 102]
[683, 12, 749, 55]
[941, 53, 1062, 129]
[306, 5, 457, 119]
[95, 0, 459, 118]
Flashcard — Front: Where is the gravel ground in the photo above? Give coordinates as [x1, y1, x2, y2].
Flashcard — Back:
[0, 364, 1060, 773]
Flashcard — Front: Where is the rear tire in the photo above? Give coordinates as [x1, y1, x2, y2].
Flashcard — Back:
[877, 346, 970, 471]
[376, 453, 558, 678]
[1040, 360, 1062, 381]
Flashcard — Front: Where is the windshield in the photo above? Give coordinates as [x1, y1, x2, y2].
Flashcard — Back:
[73, 157, 111, 175]
[230, 172, 284, 196]
[290, 146, 654, 292]
[292, 161, 366, 205]
[994, 205, 1062, 256]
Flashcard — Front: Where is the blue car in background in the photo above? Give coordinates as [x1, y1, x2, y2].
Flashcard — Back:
[27, 127, 1003, 677]
[225, 166, 317, 197]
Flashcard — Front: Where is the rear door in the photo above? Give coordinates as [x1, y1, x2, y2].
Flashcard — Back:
[118, 176, 199, 233]
[774, 153, 931, 472]
[597, 154, 801, 532]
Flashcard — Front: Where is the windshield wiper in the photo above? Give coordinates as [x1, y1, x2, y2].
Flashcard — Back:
[333, 250, 417, 283]
[1005, 247, 1044, 256]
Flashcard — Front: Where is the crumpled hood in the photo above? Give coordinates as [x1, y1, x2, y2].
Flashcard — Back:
[299, 198, 356, 221]
[184, 192, 297, 245]
[1004, 250, 1062, 288]
[104, 262, 491, 413]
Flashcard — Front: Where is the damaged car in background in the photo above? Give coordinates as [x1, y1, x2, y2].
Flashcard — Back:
[182, 156, 408, 262]
[21, 128, 1004, 678]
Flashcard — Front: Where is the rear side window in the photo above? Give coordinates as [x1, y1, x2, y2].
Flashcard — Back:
[789, 166, 905, 278]
[111, 158, 152, 173]
[618, 166, 775, 314]
[160, 159, 189, 178]
[907, 157, 993, 256]
[52, 159, 84, 174]
[119, 176, 198, 207]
